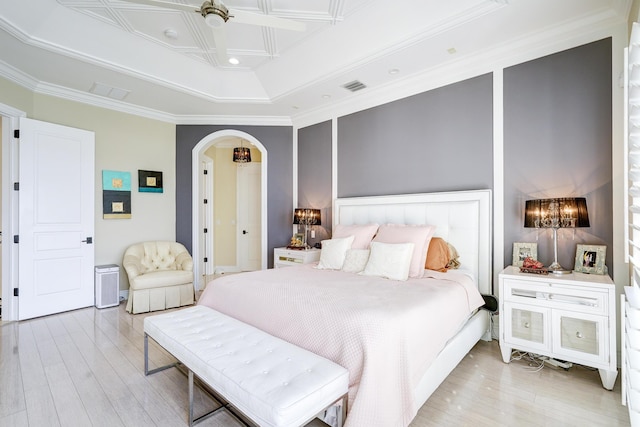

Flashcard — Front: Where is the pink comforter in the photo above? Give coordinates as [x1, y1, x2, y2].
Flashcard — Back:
[198, 265, 484, 427]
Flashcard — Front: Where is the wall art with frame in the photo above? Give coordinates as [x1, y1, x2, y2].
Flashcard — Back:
[512, 242, 538, 267]
[138, 170, 163, 193]
[573, 244, 607, 275]
[102, 170, 131, 219]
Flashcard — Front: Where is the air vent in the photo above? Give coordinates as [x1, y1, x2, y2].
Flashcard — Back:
[342, 80, 367, 92]
[89, 82, 130, 101]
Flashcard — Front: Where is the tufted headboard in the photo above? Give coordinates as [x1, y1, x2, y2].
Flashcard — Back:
[333, 190, 492, 294]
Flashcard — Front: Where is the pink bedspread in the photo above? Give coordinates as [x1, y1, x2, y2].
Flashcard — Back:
[198, 265, 484, 427]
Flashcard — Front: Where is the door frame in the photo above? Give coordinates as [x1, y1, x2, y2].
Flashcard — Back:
[191, 130, 267, 291]
[1, 102, 26, 321]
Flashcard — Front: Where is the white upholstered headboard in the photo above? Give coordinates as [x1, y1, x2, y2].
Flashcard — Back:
[333, 190, 492, 295]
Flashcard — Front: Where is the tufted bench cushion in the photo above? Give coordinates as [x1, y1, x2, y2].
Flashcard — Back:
[144, 305, 349, 427]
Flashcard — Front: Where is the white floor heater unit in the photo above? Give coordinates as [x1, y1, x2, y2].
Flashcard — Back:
[95, 264, 120, 309]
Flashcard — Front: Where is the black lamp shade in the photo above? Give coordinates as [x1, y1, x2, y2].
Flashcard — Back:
[233, 146, 251, 163]
[293, 208, 321, 226]
[524, 197, 590, 228]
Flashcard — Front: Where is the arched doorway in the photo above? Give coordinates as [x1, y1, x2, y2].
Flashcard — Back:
[191, 130, 268, 291]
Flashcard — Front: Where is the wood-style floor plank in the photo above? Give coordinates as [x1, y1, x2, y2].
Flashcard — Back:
[0, 302, 631, 426]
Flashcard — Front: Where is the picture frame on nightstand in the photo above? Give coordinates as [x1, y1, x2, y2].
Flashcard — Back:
[573, 244, 606, 275]
[512, 242, 537, 267]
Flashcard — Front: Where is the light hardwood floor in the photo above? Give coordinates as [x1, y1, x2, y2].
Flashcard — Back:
[0, 303, 630, 427]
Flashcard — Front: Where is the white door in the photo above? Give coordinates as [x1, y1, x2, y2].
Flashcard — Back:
[237, 163, 261, 271]
[18, 118, 95, 320]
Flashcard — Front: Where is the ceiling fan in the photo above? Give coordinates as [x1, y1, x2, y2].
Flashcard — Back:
[120, 0, 306, 63]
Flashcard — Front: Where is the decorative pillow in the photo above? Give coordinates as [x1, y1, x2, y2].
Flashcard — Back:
[425, 237, 450, 272]
[332, 223, 379, 249]
[360, 242, 414, 281]
[341, 249, 370, 273]
[372, 224, 436, 278]
[316, 236, 355, 270]
[447, 242, 461, 269]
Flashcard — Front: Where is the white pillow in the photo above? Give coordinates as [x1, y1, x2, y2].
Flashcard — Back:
[341, 249, 370, 273]
[316, 236, 355, 270]
[360, 242, 414, 281]
[372, 224, 436, 278]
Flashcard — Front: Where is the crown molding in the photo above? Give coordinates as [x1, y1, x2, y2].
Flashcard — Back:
[292, 8, 627, 129]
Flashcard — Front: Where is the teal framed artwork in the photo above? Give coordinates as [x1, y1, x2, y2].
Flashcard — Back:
[102, 170, 131, 219]
[138, 170, 163, 193]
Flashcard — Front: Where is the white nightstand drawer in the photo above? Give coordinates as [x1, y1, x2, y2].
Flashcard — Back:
[273, 247, 320, 268]
[503, 279, 607, 315]
[552, 310, 607, 366]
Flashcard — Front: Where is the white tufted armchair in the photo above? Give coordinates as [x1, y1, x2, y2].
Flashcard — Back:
[123, 241, 195, 314]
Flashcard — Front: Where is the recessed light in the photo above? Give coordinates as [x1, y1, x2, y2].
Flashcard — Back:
[447, 47, 457, 55]
[228, 57, 240, 65]
[164, 28, 178, 39]
[322, 94, 331, 99]
[388, 68, 400, 75]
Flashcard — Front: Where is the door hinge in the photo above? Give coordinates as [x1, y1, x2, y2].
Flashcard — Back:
[13, 288, 18, 297]
[204, 257, 208, 263]
[13, 235, 18, 244]
[13, 129, 19, 138]
[13, 182, 18, 191]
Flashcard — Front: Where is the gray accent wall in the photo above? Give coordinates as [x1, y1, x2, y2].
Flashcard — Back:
[176, 125, 293, 268]
[337, 74, 494, 198]
[298, 121, 332, 247]
[503, 38, 613, 276]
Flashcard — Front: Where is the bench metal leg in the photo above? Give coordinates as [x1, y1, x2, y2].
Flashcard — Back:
[144, 333, 178, 376]
[188, 369, 227, 426]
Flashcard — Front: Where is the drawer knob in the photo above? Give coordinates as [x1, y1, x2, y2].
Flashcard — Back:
[576, 332, 583, 339]
[524, 322, 530, 328]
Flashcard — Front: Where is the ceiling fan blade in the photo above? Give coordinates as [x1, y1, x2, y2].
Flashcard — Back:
[228, 9, 305, 32]
[118, 0, 199, 13]
[211, 27, 229, 64]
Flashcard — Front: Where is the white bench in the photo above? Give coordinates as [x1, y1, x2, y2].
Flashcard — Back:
[143, 305, 349, 427]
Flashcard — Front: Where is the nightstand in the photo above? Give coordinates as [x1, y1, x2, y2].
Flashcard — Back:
[273, 247, 321, 268]
[498, 266, 617, 390]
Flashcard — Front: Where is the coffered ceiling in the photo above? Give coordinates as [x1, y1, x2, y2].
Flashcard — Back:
[0, 0, 630, 123]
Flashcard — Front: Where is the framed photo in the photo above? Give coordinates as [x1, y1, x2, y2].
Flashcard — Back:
[512, 242, 538, 267]
[291, 233, 305, 247]
[574, 244, 606, 275]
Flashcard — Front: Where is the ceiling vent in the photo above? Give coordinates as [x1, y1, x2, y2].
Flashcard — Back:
[89, 82, 130, 101]
[342, 80, 367, 92]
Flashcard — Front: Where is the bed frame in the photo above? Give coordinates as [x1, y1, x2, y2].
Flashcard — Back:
[333, 189, 492, 410]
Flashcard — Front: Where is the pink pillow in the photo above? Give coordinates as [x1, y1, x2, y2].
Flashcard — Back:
[372, 224, 436, 278]
[332, 223, 379, 249]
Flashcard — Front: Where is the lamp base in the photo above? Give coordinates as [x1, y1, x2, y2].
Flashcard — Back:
[548, 262, 571, 275]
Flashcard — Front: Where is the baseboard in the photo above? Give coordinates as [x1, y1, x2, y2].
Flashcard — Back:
[214, 266, 241, 275]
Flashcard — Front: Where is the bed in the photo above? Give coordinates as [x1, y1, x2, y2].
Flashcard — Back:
[198, 189, 492, 427]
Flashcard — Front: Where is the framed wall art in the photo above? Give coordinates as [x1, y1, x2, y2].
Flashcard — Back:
[512, 242, 538, 267]
[138, 170, 163, 193]
[102, 170, 131, 219]
[574, 244, 606, 275]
